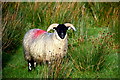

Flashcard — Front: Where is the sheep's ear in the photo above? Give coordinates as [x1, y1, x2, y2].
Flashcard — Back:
[47, 23, 59, 32]
[64, 23, 76, 31]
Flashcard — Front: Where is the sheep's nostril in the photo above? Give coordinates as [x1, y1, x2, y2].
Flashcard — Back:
[60, 33, 65, 39]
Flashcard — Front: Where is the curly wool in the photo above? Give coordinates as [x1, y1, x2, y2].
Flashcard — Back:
[23, 29, 68, 63]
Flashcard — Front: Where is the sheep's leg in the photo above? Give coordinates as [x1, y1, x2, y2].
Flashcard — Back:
[28, 60, 32, 71]
[28, 59, 35, 71]
[34, 61, 37, 69]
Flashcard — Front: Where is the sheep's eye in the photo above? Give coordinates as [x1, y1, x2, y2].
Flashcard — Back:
[53, 27, 57, 30]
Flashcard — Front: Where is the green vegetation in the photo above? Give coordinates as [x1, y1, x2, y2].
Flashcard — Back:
[2, 2, 119, 78]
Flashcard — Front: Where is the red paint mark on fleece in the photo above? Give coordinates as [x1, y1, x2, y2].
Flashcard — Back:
[32, 29, 47, 39]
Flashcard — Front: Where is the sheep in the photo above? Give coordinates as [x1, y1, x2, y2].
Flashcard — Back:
[23, 23, 76, 71]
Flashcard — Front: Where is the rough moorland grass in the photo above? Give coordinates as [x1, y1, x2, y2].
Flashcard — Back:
[2, 2, 119, 78]
[2, 27, 118, 78]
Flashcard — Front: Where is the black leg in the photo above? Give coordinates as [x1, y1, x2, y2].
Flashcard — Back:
[28, 60, 32, 71]
[33, 61, 37, 69]
[28, 59, 35, 71]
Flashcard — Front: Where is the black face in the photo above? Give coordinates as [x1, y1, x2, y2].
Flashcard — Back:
[53, 24, 68, 39]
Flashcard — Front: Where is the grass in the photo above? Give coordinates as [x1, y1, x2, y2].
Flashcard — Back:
[2, 27, 118, 78]
[2, 2, 119, 78]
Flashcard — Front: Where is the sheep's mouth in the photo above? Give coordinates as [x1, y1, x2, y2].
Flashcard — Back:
[60, 35, 65, 39]
[59, 33, 66, 39]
